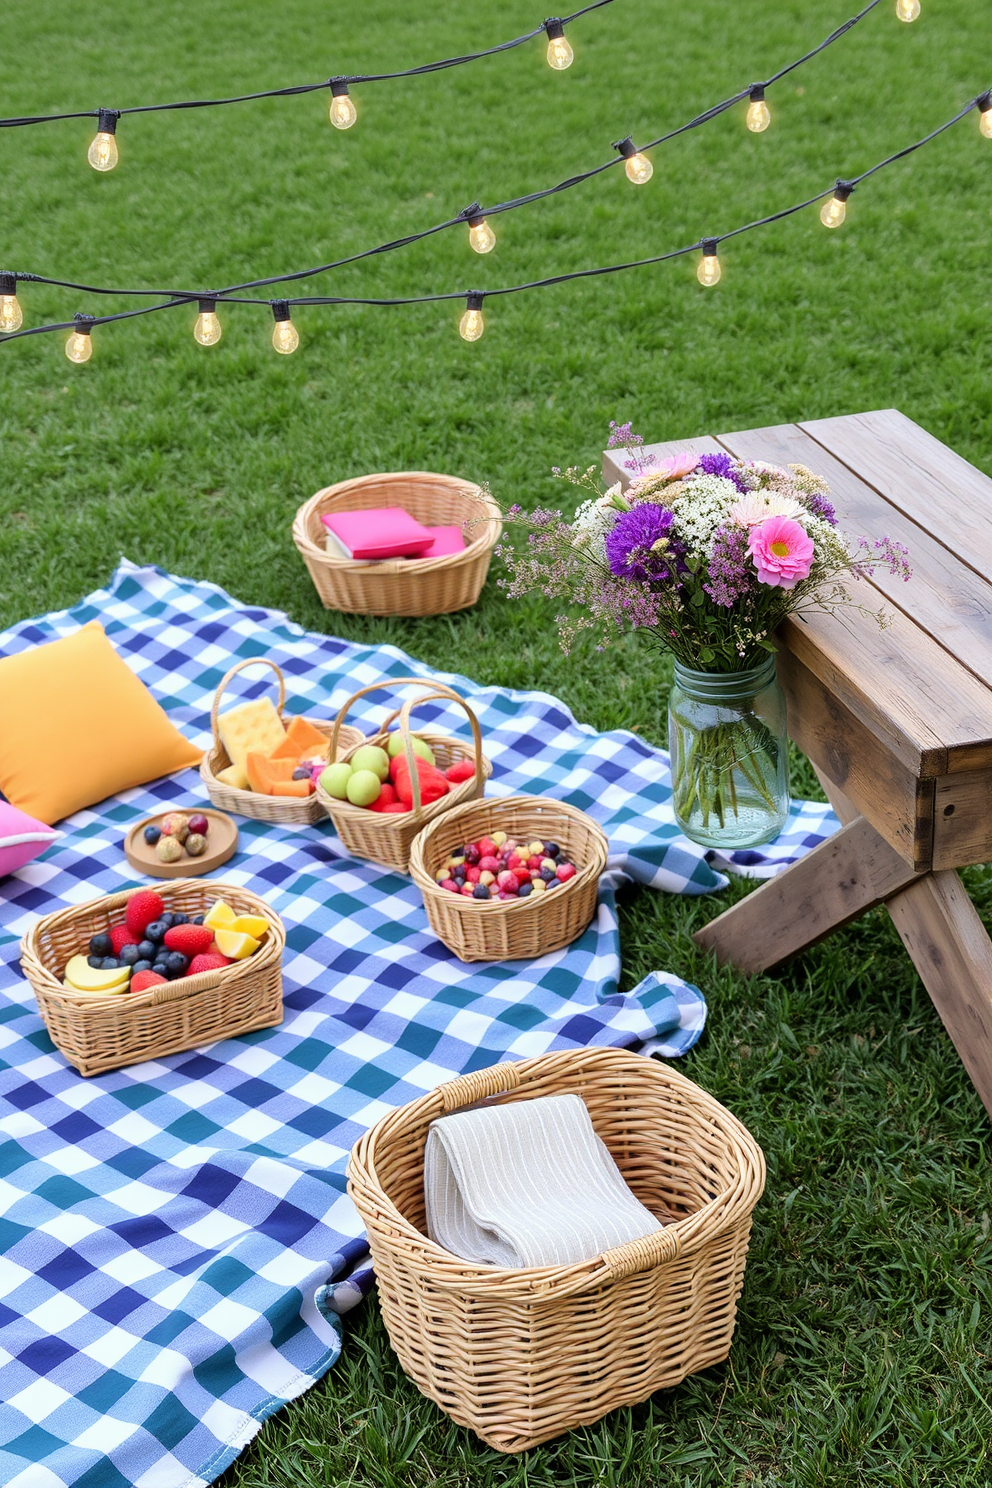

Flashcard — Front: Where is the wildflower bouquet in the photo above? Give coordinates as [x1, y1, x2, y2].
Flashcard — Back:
[498, 427, 910, 847]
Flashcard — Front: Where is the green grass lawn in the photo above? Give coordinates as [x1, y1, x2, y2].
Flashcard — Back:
[3, 0, 991, 1482]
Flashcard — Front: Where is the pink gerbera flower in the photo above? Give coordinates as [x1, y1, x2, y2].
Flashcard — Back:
[748, 515, 814, 589]
[651, 449, 700, 481]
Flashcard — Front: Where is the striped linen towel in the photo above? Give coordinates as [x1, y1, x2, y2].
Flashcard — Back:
[424, 1093, 663, 1268]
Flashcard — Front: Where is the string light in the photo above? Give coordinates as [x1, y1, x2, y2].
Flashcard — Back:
[819, 179, 854, 228]
[895, 0, 920, 20]
[464, 204, 496, 254]
[613, 136, 653, 184]
[459, 292, 485, 341]
[978, 91, 992, 139]
[746, 85, 771, 133]
[270, 300, 299, 354]
[65, 315, 93, 363]
[193, 299, 222, 345]
[696, 239, 721, 286]
[543, 18, 574, 70]
[87, 110, 120, 171]
[0, 273, 23, 333]
[329, 80, 357, 131]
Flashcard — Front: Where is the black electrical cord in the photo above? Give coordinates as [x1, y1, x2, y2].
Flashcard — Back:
[1, 0, 891, 308]
[0, 1, 612, 128]
[3, 92, 986, 346]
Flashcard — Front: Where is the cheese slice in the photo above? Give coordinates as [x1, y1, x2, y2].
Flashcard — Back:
[216, 762, 250, 791]
[217, 699, 286, 776]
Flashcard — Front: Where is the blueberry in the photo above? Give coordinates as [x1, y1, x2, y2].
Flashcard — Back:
[517, 881, 533, 898]
[544, 843, 560, 858]
[100, 956, 120, 970]
[158, 912, 174, 929]
[87, 954, 104, 968]
[143, 824, 162, 846]
[152, 962, 170, 977]
[144, 921, 166, 943]
[540, 866, 557, 883]
[292, 767, 310, 780]
[191, 914, 204, 925]
[165, 951, 188, 978]
[89, 932, 112, 958]
[546, 878, 560, 890]
[472, 883, 491, 899]
[132, 960, 153, 974]
[137, 939, 156, 960]
[119, 944, 141, 966]
[171, 913, 189, 926]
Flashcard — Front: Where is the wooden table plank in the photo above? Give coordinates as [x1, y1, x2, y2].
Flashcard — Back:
[602, 435, 725, 489]
[802, 409, 992, 578]
[716, 422, 992, 701]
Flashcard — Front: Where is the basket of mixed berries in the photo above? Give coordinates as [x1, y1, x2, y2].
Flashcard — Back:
[408, 795, 608, 962]
[20, 882, 284, 1076]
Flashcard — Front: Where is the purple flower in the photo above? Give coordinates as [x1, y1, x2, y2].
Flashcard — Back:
[606, 420, 643, 450]
[605, 503, 682, 581]
[704, 524, 753, 607]
[807, 491, 838, 525]
[696, 452, 748, 493]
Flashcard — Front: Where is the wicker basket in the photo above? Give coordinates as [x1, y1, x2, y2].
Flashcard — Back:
[292, 472, 502, 617]
[409, 795, 608, 962]
[20, 879, 285, 1077]
[317, 679, 492, 874]
[200, 658, 363, 825]
[348, 1046, 766, 1452]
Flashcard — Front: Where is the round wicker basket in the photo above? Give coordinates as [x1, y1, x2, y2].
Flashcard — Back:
[292, 471, 502, 617]
[317, 679, 492, 874]
[20, 879, 285, 1077]
[348, 1046, 766, 1452]
[200, 658, 363, 825]
[409, 795, 608, 962]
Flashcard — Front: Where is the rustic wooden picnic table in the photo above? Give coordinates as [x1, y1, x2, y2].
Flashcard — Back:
[603, 409, 992, 1119]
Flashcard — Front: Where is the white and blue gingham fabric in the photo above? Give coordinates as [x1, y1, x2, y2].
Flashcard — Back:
[0, 563, 837, 1488]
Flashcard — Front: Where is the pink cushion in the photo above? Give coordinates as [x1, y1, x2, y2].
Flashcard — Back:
[0, 801, 61, 877]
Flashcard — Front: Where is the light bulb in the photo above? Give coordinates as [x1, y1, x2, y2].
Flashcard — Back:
[459, 295, 485, 342]
[544, 19, 573, 69]
[980, 94, 992, 139]
[696, 242, 721, 286]
[468, 218, 496, 254]
[746, 98, 771, 133]
[819, 196, 846, 228]
[329, 82, 357, 129]
[87, 110, 119, 171]
[194, 300, 222, 346]
[624, 152, 653, 184]
[271, 302, 299, 354]
[895, 0, 920, 19]
[65, 322, 93, 363]
[0, 275, 22, 332]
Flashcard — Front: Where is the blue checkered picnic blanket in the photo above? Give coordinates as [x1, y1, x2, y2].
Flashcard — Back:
[0, 562, 837, 1488]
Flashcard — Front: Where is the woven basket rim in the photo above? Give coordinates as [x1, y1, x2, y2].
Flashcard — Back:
[292, 472, 502, 574]
[318, 730, 493, 832]
[408, 794, 608, 916]
[348, 1047, 766, 1297]
[20, 879, 285, 1016]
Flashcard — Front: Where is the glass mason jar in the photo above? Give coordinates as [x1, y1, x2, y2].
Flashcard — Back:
[668, 656, 790, 849]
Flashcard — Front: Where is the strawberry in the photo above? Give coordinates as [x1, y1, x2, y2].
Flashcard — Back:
[445, 758, 476, 784]
[130, 970, 167, 993]
[125, 889, 165, 937]
[188, 952, 232, 975]
[109, 924, 140, 955]
[163, 924, 214, 956]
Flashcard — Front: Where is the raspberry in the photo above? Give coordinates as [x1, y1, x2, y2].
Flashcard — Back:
[109, 924, 140, 955]
[130, 970, 167, 993]
[163, 924, 214, 957]
[125, 889, 165, 937]
[187, 952, 232, 975]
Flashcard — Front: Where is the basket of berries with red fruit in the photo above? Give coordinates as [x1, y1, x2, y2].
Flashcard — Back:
[316, 678, 492, 873]
[408, 795, 608, 962]
[20, 883, 285, 1076]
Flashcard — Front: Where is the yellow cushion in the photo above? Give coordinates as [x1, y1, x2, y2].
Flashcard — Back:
[0, 622, 202, 824]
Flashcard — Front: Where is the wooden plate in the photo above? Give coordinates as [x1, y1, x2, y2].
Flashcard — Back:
[124, 809, 239, 879]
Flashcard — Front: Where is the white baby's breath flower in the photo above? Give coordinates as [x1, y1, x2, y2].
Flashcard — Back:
[571, 486, 627, 558]
[669, 474, 740, 559]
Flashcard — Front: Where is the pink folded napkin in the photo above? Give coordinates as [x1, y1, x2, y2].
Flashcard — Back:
[321, 507, 434, 560]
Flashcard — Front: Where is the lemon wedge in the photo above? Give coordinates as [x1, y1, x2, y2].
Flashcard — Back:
[229, 914, 268, 940]
[213, 928, 260, 961]
[204, 900, 237, 931]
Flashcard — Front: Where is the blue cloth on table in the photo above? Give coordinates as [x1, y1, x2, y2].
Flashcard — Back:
[0, 562, 837, 1488]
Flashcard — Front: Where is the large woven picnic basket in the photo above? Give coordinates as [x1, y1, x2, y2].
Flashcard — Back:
[201, 658, 363, 825]
[349, 1046, 765, 1452]
[292, 472, 501, 617]
[317, 678, 492, 873]
[21, 880, 285, 1077]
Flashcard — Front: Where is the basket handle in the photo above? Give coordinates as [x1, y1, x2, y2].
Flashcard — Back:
[438, 1060, 521, 1113]
[146, 969, 225, 1005]
[210, 658, 287, 748]
[328, 677, 484, 819]
[601, 1225, 681, 1281]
